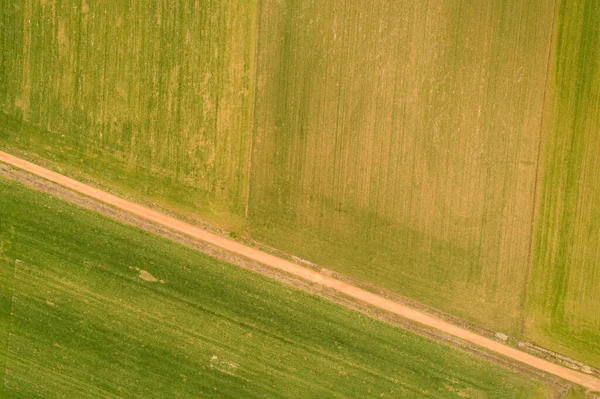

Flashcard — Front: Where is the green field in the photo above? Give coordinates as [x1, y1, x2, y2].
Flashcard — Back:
[0, 0, 257, 231]
[248, 0, 554, 335]
[0, 177, 561, 398]
[525, 0, 600, 367]
[1, 0, 600, 373]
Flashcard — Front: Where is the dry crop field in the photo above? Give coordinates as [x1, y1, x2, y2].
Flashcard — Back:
[1, 0, 599, 381]
[248, 0, 554, 336]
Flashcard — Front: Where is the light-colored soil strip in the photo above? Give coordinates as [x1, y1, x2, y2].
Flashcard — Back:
[1, 150, 599, 392]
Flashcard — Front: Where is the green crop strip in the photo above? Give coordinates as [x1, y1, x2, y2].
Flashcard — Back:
[0, 176, 556, 398]
[525, 0, 600, 367]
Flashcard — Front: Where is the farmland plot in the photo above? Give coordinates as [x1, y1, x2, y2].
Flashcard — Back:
[525, 0, 600, 368]
[248, 0, 554, 334]
[0, 177, 558, 398]
[1, 0, 599, 375]
[0, 0, 256, 231]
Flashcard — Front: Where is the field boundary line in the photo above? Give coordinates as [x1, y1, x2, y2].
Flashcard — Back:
[1, 150, 599, 392]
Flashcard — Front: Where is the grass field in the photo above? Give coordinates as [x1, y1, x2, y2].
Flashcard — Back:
[525, 0, 600, 368]
[1, 0, 599, 375]
[0, 237, 14, 398]
[247, 0, 555, 335]
[0, 0, 257, 232]
[0, 176, 562, 398]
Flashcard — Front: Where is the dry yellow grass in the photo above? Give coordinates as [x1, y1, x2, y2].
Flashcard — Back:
[248, 0, 555, 334]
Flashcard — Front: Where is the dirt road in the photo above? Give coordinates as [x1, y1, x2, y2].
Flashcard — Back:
[1, 150, 599, 392]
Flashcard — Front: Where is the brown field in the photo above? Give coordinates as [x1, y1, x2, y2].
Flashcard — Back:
[247, 0, 555, 335]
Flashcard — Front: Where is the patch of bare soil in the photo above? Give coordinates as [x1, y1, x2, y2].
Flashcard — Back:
[138, 270, 158, 282]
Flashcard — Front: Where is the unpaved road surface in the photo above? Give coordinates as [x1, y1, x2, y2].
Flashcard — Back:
[1, 150, 599, 392]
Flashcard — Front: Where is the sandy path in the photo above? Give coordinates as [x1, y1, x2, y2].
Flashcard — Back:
[1, 150, 598, 392]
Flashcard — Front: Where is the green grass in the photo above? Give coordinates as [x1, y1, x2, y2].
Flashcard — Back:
[563, 387, 589, 399]
[0, 177, 558, 398]
[525, 0, 600, 368]
[247, 0, 555, 335]
[1, 0, 599, 373]
[0, 0, 257, 232]
[0, 229, 15, 399]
